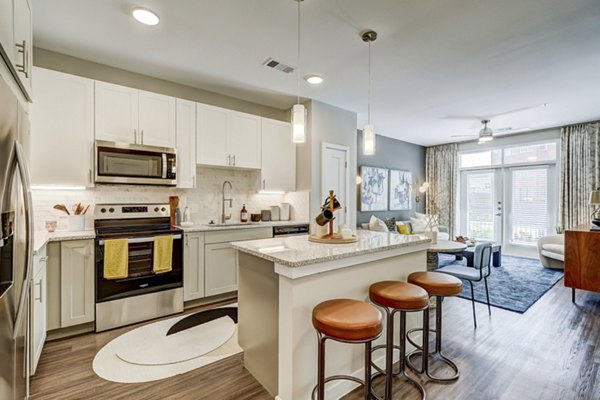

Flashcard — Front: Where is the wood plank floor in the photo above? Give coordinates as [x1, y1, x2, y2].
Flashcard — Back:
[31, 280, 600, 400]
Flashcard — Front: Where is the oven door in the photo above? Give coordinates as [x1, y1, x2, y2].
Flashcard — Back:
[95, 140, 177, 186]
[95, 234, 183, 303]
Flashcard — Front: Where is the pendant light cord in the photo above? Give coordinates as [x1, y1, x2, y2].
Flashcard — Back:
[368, 40, 371, 124]
[297, 0, 301, 105]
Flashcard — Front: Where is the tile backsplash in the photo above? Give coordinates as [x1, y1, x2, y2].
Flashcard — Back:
[32, 167, 309, 231]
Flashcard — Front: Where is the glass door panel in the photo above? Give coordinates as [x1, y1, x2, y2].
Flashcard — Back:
[461, 171, 501, 241]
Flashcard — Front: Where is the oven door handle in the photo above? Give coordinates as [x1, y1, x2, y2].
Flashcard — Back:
[98, 234, 182, 246]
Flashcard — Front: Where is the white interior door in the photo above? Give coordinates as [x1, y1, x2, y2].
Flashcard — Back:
[321, 143, 349, 228]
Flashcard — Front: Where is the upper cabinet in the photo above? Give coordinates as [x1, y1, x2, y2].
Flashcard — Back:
[176, 98, 197, 189]
[31, 67, 95, 187]
[197, 104, 261, 169]
[261, 118, 296, 192]
[0, 0, 33, 101]
[95, 81, 176, 148]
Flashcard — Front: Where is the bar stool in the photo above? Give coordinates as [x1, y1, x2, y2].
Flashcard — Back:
[406, 271, 463, 383]
[369, 281, 429, 400]
[312, 299, 383, 400]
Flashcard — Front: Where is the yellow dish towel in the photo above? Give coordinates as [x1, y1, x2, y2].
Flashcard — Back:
[153, 235, 173, 274]
[103, 239, 129, 280]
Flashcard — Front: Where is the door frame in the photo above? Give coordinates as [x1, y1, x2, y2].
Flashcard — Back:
[321, 142, 350, 226]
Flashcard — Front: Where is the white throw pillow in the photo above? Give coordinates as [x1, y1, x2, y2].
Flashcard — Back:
[410, 217, 427, 233]
[369, 215, 389, 232]
[415, 212, 427, 220]
[543, 244, 564, 255]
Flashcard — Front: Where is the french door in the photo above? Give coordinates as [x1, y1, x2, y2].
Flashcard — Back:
[460, 165, 557, 255]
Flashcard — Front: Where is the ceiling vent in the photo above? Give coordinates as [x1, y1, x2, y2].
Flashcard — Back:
[263, 58, 295, 74]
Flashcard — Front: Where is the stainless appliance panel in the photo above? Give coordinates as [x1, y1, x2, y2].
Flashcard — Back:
[98, 151, 162, 177]
[95, 287, 183, 332]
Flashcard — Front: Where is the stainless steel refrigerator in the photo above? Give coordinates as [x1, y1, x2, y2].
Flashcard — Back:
[0, 73, 33, 400]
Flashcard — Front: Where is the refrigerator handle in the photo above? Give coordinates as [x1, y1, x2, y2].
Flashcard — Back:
[12, 141, 34, 339]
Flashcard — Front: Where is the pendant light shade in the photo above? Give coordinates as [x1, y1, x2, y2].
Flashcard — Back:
[291, 0, 306, 143]
[292, 103, 306, 143]
[362, 30, 377, 156]
[363, 124, 375, 155]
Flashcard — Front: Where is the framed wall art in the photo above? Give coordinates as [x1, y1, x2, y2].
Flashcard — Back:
[389, 169, 412, 210]
[360, 166, 388, 211]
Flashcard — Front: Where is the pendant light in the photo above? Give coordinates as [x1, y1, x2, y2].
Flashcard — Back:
[362, 30, 377, 155]
[292, 0, 306, 143]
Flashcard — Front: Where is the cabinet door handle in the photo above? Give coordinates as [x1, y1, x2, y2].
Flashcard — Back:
[134, 129, 137, 144]
[141, 130, 144, 144]
[262, 179, 266, 190]
[227, 155, 231, 165]
[89, 169, 93, 185]
[39, 256, 48, 263]
[15, 40, 29, 78]
[34, 280, 42, 302]
[193, 175, 196, 188]
[233, 155, 236, 166]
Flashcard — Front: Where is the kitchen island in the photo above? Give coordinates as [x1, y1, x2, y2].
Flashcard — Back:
[231, 230, 430, 400]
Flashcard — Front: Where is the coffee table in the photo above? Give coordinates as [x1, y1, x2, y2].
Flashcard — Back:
[427, 240, 467, 271]
[461, 243, 502, 267]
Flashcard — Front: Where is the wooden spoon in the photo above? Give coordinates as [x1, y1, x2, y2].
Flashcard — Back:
[53, 204, 70, 215]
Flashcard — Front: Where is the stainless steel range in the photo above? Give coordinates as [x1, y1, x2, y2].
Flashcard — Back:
[94, 203, 183, 332]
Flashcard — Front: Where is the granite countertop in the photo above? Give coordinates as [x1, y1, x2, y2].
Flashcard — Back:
[231, 230, 431, 268]
[34, 230, 96, 255]
[177, 220, 309, 233]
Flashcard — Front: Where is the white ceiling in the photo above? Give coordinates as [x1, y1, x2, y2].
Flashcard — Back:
[32, 0, 600, 146]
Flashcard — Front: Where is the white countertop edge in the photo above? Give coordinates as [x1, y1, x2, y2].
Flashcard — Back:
[272, 242, 430, 279]
[177, 221, 309, 232]
[34, 230, 96, 255]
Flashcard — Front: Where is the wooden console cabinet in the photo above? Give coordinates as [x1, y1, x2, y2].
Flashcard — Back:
[564, 226, 600, 302]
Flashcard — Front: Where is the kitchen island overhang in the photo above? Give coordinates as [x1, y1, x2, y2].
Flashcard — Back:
[232, 230, 431, 400]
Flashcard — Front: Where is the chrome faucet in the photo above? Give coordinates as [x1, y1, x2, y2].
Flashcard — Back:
[221, 180, 233, 224]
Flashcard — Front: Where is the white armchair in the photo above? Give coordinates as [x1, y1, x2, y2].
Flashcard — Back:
[537, 234, 564, 270]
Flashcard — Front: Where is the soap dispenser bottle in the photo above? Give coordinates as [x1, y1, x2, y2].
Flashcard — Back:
[241, 204, 248, 223]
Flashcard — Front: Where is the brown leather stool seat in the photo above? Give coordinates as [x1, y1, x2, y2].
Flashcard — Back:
[408, 271, 463, 297]
[369, 281, 429, 310]
[312, 299, 383, 341]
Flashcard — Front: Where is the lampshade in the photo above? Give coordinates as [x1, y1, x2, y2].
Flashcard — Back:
[292, 104, 306, 143]
[589, 189, 600, 205]
[363, 124, 375, 155]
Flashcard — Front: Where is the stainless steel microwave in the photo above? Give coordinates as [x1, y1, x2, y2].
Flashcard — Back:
[95, 140, 177, 186]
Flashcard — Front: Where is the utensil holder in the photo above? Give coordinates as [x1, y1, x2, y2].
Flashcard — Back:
[68, 215, 85, 232]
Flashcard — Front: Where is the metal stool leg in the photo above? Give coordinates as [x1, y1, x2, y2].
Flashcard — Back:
[317, 333, 326, 400]
[365, 341, 372, 400]
[406, 296, 460, 383]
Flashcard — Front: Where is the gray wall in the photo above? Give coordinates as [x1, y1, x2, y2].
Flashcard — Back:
[357, 131, 426, 225]
[33, 47, 288, 121]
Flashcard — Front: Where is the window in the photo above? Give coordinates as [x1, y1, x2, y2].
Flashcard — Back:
[503, 143, 557, 164]
[460, 150, 502, 168]
[465, 172, 495, 240]
[510, 168, 549, 245]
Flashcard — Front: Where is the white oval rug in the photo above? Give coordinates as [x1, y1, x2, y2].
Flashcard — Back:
[93, 306, 242, 383]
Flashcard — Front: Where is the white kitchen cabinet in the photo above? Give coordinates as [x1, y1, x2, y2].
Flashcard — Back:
[229, 111, 261, 168]
[31, 67, 95, 187]
[196, 103, 229, 167]
[0, 0, 14, 66]
[0, 0, 32, 101]
[261, 118, 296, 192]
[204, 242, 238, 297]
[196, 103, 261, 169]
[183, 232, 205, 301]
[30, 244, 47, 375]
[95, 81, 139, 144]
[138, 90, 176, 148]
[95, 81, 177, 147]
[176, 99, 197, 188]
[60, 240, 95, 328]
[12, 0, 31, 98]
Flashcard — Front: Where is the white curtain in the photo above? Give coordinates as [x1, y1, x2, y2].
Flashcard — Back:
[425, 143, 458, 236]
[560, 122, 600, 229]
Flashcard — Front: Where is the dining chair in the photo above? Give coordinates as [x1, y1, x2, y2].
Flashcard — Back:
[437, 242, 492, 328]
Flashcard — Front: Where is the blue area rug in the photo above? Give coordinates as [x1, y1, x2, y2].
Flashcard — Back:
[438, 254, 564, 313]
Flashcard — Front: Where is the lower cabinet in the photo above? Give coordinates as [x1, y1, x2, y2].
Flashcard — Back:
[60, 240, 95, 328]
[205, 242, 239, 297]
[30, 244, 47, 375]
[183, 232, 205, 301]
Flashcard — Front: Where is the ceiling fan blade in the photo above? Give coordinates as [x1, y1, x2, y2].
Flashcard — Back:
[494, 126, 532, 135]
[443, 115, 483, 121]
[450, 134, 478, 138]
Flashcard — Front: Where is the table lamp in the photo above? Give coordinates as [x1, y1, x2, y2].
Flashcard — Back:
[590, 188, 600, 228]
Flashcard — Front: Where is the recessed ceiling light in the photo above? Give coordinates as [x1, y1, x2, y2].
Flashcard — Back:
[132, 7, 160, 26]
[305, 75, 323, 85]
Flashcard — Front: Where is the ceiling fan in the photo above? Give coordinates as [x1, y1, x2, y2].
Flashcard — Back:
[451, 120, 531, 144]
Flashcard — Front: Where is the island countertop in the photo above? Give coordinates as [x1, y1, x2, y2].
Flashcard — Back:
[231, 230, 431, 268]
